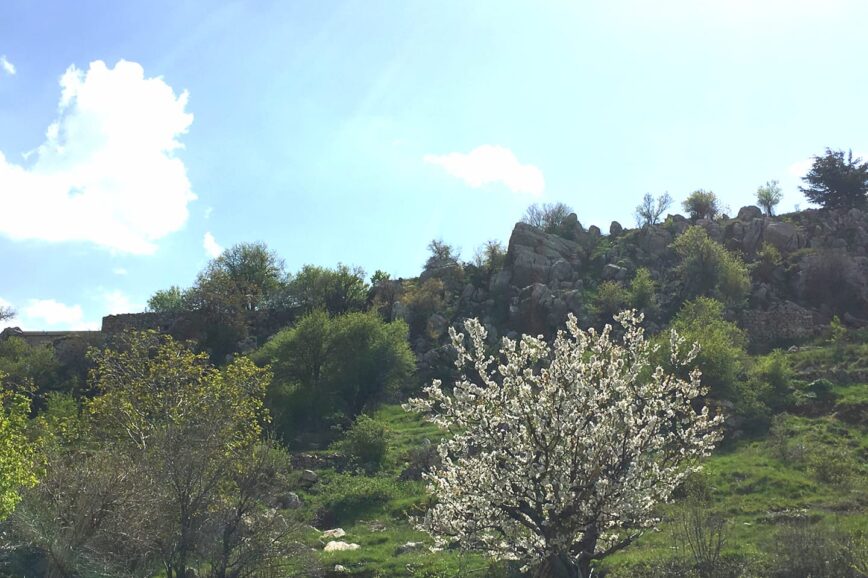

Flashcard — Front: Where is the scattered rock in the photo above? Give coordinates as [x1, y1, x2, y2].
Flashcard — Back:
[279, 492, 302, 509]
[324, 541, 360, 552]
[396, 541, 425, 555]
[322, 528, 346, 540]
[300, 469, 319, 485]
[334, 565, 349, 574]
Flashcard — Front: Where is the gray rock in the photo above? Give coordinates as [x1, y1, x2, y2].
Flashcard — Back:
[300, 469, 318, 484]
[609, 221, 623, 236]
[426, 314, 449, 339]
[548, 259, 573, 284]
[737, 205, 763, 220]
[764, 221, 803, 252]
[602, 264, 628, 281]
[588, 225, 601, 238]
[396, 541, 425, 555]
[742, 218, 765, 254]
[280, 492, 302, 509]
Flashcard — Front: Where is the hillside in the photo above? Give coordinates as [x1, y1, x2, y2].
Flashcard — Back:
[1, 203, 867, 578]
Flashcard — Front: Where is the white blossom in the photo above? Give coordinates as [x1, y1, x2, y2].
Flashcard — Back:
[404, 311, 723, 575]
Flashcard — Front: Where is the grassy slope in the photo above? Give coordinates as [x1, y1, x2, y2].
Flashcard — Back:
[288, 346, 867, 577]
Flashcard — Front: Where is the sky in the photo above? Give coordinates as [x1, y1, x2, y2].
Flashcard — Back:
[2, 0, 868, 330]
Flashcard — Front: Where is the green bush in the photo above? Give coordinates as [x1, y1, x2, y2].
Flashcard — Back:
[770, 520, 861, 578]
[341, 414, 388, 472]
[666, 297, 747, 399]
[628, 267, 657, 313]
[594, 281, 628, 321]
[748, 350, 793, 412]
[682, 190, 721, 220]
[672, 227, 749, 305]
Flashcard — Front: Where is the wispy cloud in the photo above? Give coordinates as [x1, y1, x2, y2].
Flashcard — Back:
[112, 267, 128, 276]
[100, 289, 142, 315]
[424, 145, 545, 197]
[203, 231, 223, 258]
[0, 55, 15, 76]
[0, 59, 195, 254]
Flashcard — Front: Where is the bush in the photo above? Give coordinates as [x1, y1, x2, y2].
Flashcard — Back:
[666, 297, 747, 399]
[672, 227, 750, 305]
[522, 202, 574, 235]
[594, 281, 628, 321]
[682, 190, 721, 220]
[798, 250, 867, 315]
[770, 520, 860, 578]
[748, 350, 793, 411]
[628, 267, 657, 313]
[341, 414, 388, 472]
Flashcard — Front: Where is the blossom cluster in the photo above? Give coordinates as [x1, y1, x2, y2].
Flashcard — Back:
[405, 311, 723, 569]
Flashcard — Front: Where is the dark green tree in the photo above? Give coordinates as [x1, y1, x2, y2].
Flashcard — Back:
[800, 148, 868, 209]
[255, 311, 413, 442]
[280, 264, 368, 316]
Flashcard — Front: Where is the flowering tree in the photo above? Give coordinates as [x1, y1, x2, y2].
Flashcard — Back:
[405, 312, 723, 578]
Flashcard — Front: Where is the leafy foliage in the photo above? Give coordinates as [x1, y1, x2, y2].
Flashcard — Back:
[0, 374, 36, 520]
[256, 311, 414, 443]
[682, 190, 721, 220]
[340, 414, 389, 472]
[800, 148, 868, 209]
[672, 226, 749, 305]
[279, 263, 368, 316]
[146, 285, 188, 313]
[755, 180, 783, 216]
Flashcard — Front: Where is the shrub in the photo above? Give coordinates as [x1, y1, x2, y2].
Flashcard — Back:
[770, 520, 860, 578]
[799, 250, 867, 315]
[672, 227, 750, 305]
[748, 350, 793, 411]
[751, 242, 782, 282]
[594, 280, 628, 321]
[628, 267, 657, 312]
[341, 414, 388, 472]
[666, 297, 747, 399]
[682, 190, 721, 220]
[756, 180, 783, 216]
[522, 202, 574, 235]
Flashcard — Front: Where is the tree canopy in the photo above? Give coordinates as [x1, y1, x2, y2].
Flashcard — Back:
[682, 190, 721, 220]
[800, 148, 868, 209]
[756, 180, 783, 216]
[256, 311, 414, 442]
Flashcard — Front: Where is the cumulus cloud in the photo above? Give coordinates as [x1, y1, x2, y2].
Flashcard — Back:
[0, 55, 15, 76]
[203, 231, 223, 258]
[23, 299, 93, 328]
[0, 59, 196, 254]
[423, 145, 545, 197]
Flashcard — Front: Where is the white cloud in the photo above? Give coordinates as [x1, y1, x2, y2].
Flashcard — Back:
[112, 267, 128, 276]
[423, 145, 545, 197]
[23, 299, 90, 328]
[204, 206, 214, 220]
[100, 289, 142, 315]
[0, 59, 196, 254]
[0, 55, 15, 76]
[203, 231, 223, 258]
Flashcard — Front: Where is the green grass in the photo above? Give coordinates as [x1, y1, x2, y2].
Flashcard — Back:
[284, 344, 867, 577]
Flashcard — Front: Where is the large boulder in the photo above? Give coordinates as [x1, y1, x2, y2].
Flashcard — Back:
[764, 221, 804, 252]
[507, 223, 582, 288]
[737, 205, 763, 221]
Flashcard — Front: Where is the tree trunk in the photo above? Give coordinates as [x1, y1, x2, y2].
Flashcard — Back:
[533, 553, 582, 578]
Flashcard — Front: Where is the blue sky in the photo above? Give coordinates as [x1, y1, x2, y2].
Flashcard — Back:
[2, 0, 868, 329]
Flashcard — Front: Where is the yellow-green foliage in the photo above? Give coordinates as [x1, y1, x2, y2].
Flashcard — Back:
[594, 280, 628, 320]
[628, 267, 656, 311]
[88, 330, 270, 454]
[0, 373, 36, 520]
[672, 226, 750, 304]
